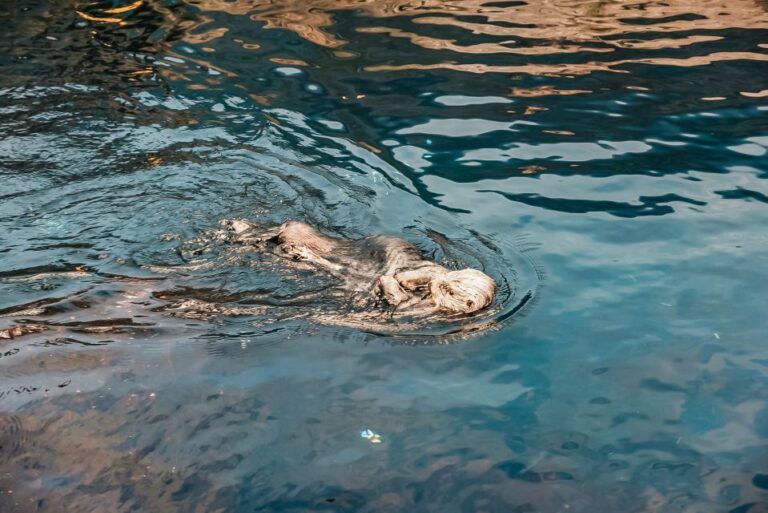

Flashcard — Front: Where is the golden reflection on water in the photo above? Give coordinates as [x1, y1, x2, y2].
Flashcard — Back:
[101, 0, 144, 14]
[66, 0, 768, 95]
[75, 0, 144, 24]
[189, 0, 768, 75]
[509, 86, 591, 97]
[183, 25, 229, 44]
[74, 10, 126, 25]
[365, 50, 768, 76]
[191, 0, 768, 41]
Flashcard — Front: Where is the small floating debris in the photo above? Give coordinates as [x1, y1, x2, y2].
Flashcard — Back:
[0, 324, 46, 340]
[360, 429, 382, 444]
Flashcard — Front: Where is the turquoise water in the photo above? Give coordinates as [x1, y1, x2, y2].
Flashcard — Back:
[1, 0, 768, 511]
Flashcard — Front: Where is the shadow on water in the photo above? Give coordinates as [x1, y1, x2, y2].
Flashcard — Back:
[1, 0, 768, 512]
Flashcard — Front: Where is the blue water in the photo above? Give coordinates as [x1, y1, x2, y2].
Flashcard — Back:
[1, 0, 768, 511]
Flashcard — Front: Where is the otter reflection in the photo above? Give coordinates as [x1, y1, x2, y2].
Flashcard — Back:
[228, 220, 496, 320]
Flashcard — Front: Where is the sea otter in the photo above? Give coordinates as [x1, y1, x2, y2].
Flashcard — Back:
[227, 220, 496, 316]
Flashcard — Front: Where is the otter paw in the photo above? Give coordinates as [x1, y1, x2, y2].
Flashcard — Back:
[394, 267, 442, 290]
[378, 276, 410, 306]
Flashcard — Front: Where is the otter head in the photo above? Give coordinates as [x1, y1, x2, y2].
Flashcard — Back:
[429, 269, 496, 314]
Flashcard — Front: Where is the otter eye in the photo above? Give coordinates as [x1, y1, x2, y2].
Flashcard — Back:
[466, 300, 473, 307]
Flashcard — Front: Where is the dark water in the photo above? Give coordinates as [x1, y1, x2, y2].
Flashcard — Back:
[1, 0, 768, 511]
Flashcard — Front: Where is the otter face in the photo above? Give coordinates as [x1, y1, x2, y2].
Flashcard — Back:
[429, 269, 496, 314]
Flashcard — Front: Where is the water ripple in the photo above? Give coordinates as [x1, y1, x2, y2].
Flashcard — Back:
[1, 0, 767, 511]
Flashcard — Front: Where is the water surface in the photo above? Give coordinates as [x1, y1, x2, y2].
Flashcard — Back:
[1, 0, 768, 511]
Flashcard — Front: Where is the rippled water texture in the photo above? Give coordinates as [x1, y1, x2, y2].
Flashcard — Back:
[1, 0, 768, 511]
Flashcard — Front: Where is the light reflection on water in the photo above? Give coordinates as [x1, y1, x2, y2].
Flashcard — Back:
[1, 0, 768, 511]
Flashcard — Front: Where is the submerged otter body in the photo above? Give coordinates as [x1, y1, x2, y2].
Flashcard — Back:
[229, 220, 496, 317]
